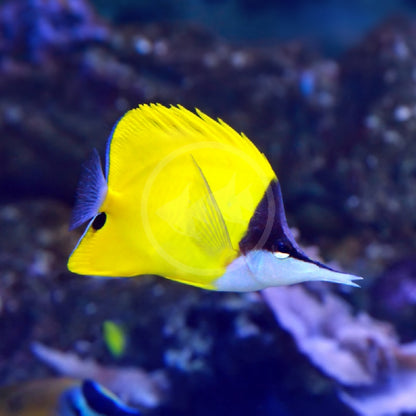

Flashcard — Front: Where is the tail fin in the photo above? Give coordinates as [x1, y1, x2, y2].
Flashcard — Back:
[69, 150, 107, 230]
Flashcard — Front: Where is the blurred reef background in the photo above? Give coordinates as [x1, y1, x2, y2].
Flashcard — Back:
[2, 0, 416, 415]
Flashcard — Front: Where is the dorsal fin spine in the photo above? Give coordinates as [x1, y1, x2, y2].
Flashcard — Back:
[69, 149, 107, 230]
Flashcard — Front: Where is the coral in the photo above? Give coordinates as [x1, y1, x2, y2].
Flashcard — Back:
[263, 286, 396, 387]
[263, 285, 416, 416]
[32, 342, 166, 408]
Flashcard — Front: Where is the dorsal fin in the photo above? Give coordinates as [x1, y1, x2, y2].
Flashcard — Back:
[82, 380, 140, 415]
[69, 150, 107, 230]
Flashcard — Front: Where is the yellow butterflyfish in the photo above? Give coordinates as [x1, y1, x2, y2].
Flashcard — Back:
[68, 104, 362, 291]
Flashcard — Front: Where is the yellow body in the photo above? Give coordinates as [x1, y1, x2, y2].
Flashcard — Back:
[68, 104, 276, 289]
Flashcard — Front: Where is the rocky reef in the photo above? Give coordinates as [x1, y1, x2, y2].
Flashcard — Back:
[2, 0, 416, 415]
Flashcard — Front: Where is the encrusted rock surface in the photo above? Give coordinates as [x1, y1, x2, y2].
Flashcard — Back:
[2, 0, 416, 415]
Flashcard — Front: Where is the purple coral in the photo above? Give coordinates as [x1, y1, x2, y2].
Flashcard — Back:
[262, 285, 416, 416]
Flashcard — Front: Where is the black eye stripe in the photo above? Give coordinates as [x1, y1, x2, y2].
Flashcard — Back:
[92, 212, 106, 230]
[276, 241, 290, 253]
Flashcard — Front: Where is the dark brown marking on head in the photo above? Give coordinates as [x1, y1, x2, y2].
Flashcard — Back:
[239, 180, 335, 270]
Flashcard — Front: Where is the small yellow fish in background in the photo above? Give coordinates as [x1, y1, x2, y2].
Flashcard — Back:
[68, 104, 362, 291]
[103, 320, 127, 358]
[0, 378, 140, 416]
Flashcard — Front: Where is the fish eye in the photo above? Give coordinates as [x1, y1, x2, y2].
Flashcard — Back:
[276, 241, 290, 253]
[92, 212, 106, 230]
